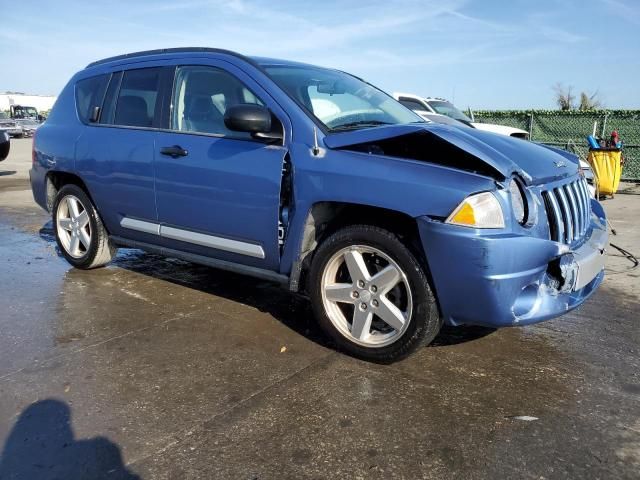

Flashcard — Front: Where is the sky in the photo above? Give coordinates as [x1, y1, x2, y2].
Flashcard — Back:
[1, 0, 638, 109]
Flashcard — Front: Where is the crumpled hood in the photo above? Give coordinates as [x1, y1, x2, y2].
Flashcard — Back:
[324, 123, 579, 185]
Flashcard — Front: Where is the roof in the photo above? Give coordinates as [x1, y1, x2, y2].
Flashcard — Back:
[85, 47, 256, 69]
[250, 56, 322, 68]
[85, 48, 334, 74]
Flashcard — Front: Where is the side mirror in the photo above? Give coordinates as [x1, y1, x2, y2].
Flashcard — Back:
[224, 104, 283, 143]
[224, 104, 271, 134]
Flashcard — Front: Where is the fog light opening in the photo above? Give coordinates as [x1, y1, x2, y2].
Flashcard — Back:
[513, 284, 541, 318]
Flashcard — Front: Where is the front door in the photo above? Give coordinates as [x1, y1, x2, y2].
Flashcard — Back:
[154, 63, 288, 270]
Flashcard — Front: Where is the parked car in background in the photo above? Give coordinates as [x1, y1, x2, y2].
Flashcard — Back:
[31, 48, 608, 361]
[14, 118, 41, 137]
[9, 105, 46, 121]
[394, 93, 529, 138]
[0, 130, 9, 161]
[0, 112, 23, 138]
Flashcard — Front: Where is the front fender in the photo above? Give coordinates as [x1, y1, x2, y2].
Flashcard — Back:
[292, 144, 496, 218]
[279, 142, 497, 278]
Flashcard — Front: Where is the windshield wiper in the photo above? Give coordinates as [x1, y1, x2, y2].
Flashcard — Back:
[330, 120, 393, 132]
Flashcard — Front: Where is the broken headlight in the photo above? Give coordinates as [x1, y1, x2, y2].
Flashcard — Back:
[509, 178, 526, 224]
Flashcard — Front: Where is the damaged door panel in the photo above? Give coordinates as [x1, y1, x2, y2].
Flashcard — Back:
[279, 152, 293, 253]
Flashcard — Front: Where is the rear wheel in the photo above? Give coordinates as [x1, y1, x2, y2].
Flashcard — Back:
[309, 225, 441, 362]
[52, 184, 116, 269]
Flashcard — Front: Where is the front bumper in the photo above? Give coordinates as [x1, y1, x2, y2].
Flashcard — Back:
[1, 126, 23, 137]
[418, 200, 608, 328]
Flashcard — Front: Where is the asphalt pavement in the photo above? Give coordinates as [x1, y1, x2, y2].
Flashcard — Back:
[0, 137, 638, 479]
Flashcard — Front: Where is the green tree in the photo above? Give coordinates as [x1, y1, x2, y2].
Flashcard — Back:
[578, 91, 601, 111]
[553, 83, 602, 111]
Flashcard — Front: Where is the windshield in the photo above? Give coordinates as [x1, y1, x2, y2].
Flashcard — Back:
[426, 100, 472, 123]
[12, 106, 38, 118]
[0, 112, 8, 120]
[264, 65, 423, 131]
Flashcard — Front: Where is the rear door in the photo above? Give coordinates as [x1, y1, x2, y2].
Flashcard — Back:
[75, 66, 172, 241]
[153, 61, 288, 270]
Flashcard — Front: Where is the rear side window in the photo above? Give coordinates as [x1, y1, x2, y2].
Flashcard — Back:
[114, 68, 162, 128]
[75, 74, 109, 124]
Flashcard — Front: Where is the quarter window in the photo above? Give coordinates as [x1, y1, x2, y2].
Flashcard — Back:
[75, 74, 109, 124]
[114, 68, 162, 128]
[171, 66, 264, 138]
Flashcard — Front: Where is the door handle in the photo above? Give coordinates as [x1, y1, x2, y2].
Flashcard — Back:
[160, 145, 189, 158]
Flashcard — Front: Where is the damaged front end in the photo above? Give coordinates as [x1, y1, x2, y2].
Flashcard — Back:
[324, 123, 518, 181]
[414, 182, 608, 328]
[545, 231, 607, 296]
[327, 127, 506, 179]
[322, 122, 608, 328]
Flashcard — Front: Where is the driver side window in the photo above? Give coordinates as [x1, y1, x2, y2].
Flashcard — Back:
[172, 66, 264, 139]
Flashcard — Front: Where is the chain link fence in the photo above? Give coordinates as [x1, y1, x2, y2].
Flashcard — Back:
[472, 110, 640, 180]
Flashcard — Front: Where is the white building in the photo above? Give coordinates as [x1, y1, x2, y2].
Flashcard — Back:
[0, 93, 57, 113]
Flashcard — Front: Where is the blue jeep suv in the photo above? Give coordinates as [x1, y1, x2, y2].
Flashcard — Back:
[30, 48, 608, 361]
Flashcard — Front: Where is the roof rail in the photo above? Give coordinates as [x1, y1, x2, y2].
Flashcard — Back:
[85, 47, 251, 69]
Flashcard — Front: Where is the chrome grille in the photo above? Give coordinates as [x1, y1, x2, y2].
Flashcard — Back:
[542, 177, 591, 244]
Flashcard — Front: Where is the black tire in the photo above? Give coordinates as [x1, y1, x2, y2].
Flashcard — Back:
[0, 140, 8, 162]
[309, 225, 441, 362]
[52, 184, 116, 269]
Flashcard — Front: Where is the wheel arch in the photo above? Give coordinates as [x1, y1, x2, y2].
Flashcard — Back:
[45, 171, 94, 213]
[291, 201, 432, 295]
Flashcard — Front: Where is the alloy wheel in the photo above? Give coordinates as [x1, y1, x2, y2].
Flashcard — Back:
[56, 195, 91, 258]
[320, 245, 413, 347]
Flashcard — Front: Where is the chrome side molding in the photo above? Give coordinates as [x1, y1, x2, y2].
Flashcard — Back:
[120, 217, 160, 235]
[120, 217, 265, 259]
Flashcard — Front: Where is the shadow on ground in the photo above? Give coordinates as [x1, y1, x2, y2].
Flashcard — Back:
[0, 399, 139, 480]
[38, 220, 495, 353]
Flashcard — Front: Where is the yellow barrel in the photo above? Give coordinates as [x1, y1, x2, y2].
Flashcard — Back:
[587, 149, 622, 196]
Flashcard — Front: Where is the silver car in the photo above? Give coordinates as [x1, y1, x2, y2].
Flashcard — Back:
[14, 118, 40, 137]
[0, 112, 23, 138]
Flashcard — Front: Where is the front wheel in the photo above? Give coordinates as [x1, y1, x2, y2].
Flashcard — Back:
[52, 184, 116, 269]
[309, 225, 441, 362]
